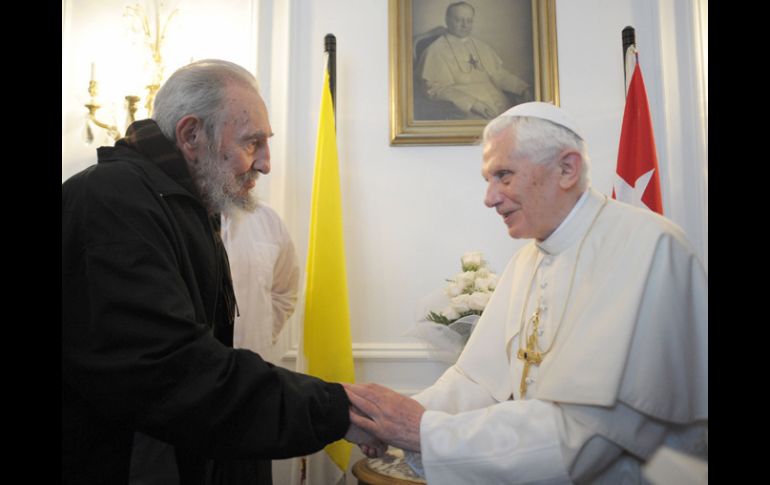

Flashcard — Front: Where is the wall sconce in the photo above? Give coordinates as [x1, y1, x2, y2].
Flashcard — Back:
[84, 1, 178, 145]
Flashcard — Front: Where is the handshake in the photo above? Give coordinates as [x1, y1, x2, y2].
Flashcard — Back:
[341, 383, 425, 458]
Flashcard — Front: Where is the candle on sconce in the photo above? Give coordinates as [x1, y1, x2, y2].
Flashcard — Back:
[90, 62, 96, 82]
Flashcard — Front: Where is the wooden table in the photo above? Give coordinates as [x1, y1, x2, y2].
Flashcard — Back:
[352, 458, 426, 485]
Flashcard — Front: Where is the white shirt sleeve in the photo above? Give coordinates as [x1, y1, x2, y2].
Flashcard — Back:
[269, 219, 299, 343]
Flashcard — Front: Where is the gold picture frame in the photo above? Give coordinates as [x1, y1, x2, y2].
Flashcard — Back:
[389, 0, 559, 146]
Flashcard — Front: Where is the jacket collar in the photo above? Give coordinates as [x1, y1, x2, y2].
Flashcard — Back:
[99, 119, 201, 198]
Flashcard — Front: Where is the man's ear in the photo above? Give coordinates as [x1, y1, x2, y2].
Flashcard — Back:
[175, 115, 203, 161]
[557, 150, 582, 190]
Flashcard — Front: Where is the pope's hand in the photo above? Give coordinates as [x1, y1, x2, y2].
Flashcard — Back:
[343, 383, 425, 453]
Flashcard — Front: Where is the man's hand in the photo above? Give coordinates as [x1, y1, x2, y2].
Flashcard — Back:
[470, 100, 496, 119]
[344, 422, 387, 458]
[343, 383, 425, 453]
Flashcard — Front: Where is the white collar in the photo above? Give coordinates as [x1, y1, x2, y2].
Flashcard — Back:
[537, 188, 604, 255]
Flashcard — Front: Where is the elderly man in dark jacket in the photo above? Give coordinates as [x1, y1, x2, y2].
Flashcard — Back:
[62, 59, 373, 485]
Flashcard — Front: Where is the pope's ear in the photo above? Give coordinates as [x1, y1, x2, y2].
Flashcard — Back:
[175, 115, 203, 161]
[557, 151, 582, 190]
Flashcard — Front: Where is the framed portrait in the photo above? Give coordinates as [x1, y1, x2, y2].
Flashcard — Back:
[389, 0, 559, 146]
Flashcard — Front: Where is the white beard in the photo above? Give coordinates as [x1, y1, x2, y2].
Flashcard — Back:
[188, 144, 259, 214]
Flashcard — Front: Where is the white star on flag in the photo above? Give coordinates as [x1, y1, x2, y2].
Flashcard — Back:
[613, 168, 656, 211]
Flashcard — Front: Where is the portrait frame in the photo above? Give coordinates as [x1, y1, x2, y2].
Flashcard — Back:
[389, 0, 559, 146]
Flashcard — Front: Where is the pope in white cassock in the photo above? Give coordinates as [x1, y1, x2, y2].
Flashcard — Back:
[345, 102, 708, 484]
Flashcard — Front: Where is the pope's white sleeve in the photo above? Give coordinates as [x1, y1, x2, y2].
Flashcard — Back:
[419, 399, 571, 484]
[556, 401, 707, 483]
[484, 47, 530, 95]
[405, 365, 500, 478]
[412, 365, 498, 413]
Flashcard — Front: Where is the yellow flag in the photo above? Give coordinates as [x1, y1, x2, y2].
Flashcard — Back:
[302, 68, 354, 472]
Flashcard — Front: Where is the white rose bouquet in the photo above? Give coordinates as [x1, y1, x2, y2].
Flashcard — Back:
[426, 251, 498, 325]
[406, 252, 498, 363]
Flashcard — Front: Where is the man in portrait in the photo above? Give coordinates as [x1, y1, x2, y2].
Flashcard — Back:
[414, 1, 533, 120]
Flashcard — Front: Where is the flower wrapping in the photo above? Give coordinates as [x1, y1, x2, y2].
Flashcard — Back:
[406, 252, 498, 363]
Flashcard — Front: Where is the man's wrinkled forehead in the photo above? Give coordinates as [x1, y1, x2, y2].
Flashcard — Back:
[481, 129, 517, 176]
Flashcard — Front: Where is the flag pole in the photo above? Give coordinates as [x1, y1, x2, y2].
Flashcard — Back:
[324, 33, 336, 119]
[621, 26, 636, 97]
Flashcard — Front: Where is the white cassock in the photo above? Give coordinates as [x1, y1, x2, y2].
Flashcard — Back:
[408, 188, 708, 484]
[419, 34, 530, 117]
[221, 205, 299, 363]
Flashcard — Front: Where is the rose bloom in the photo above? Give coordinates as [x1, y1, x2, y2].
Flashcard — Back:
[455, 271, 477, 289]
[468, 291, 490, 311]
[444, 281, 464, 297]
[475, 274, 498, 292]
[442, 305, 460, 321]
[450, 294, 471, 314]
[462, 251, 483, 269]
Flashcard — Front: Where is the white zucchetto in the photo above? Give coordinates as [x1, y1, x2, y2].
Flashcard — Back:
[498, 102, 584, 140]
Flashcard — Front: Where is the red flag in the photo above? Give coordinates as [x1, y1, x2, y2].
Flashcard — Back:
[612, 60, 663, 214]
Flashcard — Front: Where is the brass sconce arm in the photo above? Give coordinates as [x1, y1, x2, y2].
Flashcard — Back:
[83, 80, 140, 143]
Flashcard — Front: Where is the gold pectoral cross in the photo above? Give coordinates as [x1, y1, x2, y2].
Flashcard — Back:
[516, 308, 542, 397]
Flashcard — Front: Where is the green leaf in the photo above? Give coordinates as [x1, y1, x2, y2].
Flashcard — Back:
[426, 311, 452, 325]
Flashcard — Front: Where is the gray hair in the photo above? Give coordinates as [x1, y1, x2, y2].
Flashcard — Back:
[482, 114, 591, 190]
[152, 59, 260, 145]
